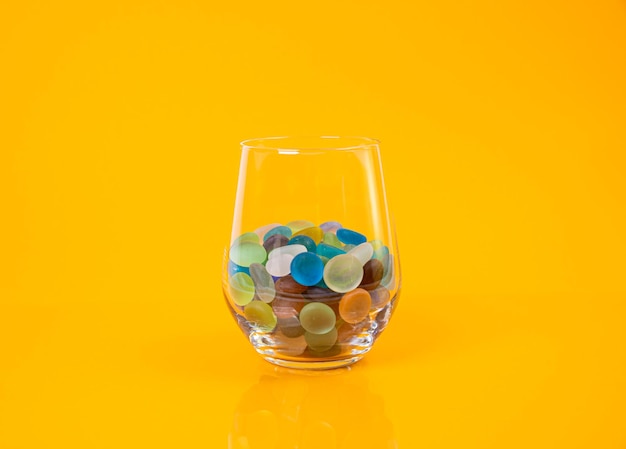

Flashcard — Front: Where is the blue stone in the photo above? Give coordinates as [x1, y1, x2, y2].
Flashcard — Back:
[263, 225, 293, 242]
[316, 243, 346, 259]
[228, 259, 250, 276]
[290, 252, 324, 287]
[288, 235, 316, 253]
[337, 228, 367, 245]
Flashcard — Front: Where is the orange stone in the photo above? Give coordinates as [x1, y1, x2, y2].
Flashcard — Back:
[338, 288, 371, 324]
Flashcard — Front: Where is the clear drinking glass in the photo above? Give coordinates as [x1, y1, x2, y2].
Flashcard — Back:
[222, 136, 401, 369]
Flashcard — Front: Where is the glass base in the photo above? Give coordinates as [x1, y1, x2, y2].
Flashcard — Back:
[262, 354, 365, 370]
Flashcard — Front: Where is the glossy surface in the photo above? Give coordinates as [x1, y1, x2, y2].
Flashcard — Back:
[2, 0, 626, 447]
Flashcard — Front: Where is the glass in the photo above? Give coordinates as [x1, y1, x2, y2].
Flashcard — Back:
[222, 136, 401, 369]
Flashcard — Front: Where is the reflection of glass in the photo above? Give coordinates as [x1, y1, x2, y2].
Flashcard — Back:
[222, 137, 401, 369]
[229, 367, 396, 449]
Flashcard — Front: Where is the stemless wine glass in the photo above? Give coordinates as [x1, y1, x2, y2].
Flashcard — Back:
[222, 136, 401, 369]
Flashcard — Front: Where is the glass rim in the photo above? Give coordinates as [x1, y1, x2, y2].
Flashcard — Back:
[240, 136, 380, 152]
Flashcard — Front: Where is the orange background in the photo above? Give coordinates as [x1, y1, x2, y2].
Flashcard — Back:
[1, 0, 625, 447]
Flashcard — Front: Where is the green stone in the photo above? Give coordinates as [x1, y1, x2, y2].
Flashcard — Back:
[305, 328, 338, 352]
[323, 254, 364, 293]
[230, 242, 267, 268]
[249, 262, 275, 303]
[323, 232, 343, 248]
[244, 300, 277, 331]
[299, 302, 336, 335]
[229, 272, 255, 306]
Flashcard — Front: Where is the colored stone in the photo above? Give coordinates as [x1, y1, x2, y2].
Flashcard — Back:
[299, 302, 336, 335]
[286, 220, 315, 234]
[343, 244, 356, 252]
[244, 300, 277, 331]
[337, 320, 368, 343]
[288, 235, 316, 252]
[265, 253, 294, 277]
[339, 288, 371, 324]
[229, 272, 255, 306]
[303, 286, 341, 315]
[290, 252, 324, 287]
[232, 232, 260, 246]
[263, 225, 292, 242]
[254, 222, 282, 241]
[359, 258, 384, 290]
[316, 243, 346, 260]
[369, 286, 391, 310]
[373, 245, 390, 261]
[370, 239, 385, 251]
[381, 253, 395, 289]
[293, 226, 324, 243]
[227, 259, 250, 276]
[230, 242, 267, 268]
[263, 234, 289, 253]
[348, 242, 374, 265]
[323, 254, 364, 293]
[268, 244, 307, 260]
[320, 221, 342, 233]
[305, 327, 338, 352]
[272, 292, 306, 316]
[323, 232, 343, 248]
[275, 274, 307, 294]
[277, 314, 305, 338]
[249, 262, 275, 303]
[274, 332, 307, 357]
[337, 228, 367, 245]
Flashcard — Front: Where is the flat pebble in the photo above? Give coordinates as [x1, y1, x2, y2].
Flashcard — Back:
[381, 253, 395, 289]
[337, 321, 368, 343]
[272, 293, 306, 316]
[299, 302, 336, 334]
[323, 254, 364, 293]
[230, 242, 267, 268]
[288, 235, 316, 252]
[229, 272, 255, 306]
[293, 226, 324, 243]
[290, 252, 324, 287]
[263, 234, 289, 253]
[263, 225, 292, 242]
[277, 314, 305, 338]
[373, 245, 389, 261]
[244, 300, 277, 331]
[274, 332, 307, 357]
[348, 242, 374, 265]
[316, 243, 346, 260]
[323, 232, 343, 248]
[320, 221, 342, 233]
[275, 274, 307, 294]
[265, 253, 294, 277]
[232, 232, 260, 246]
[304, 286, 341, 314]
[286, 220, 315, 234]
[359, 258, 384, 290]
[249, 263, 275, 303]
[337, 228, 367, 245]
[227, 259, 250, 276]
[369, 286, 391, 310]
[305, 328, 338, 352]
[254, 222, 282, 240]
[268, 244, 307, 260]
[339, 288, 371, 324]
